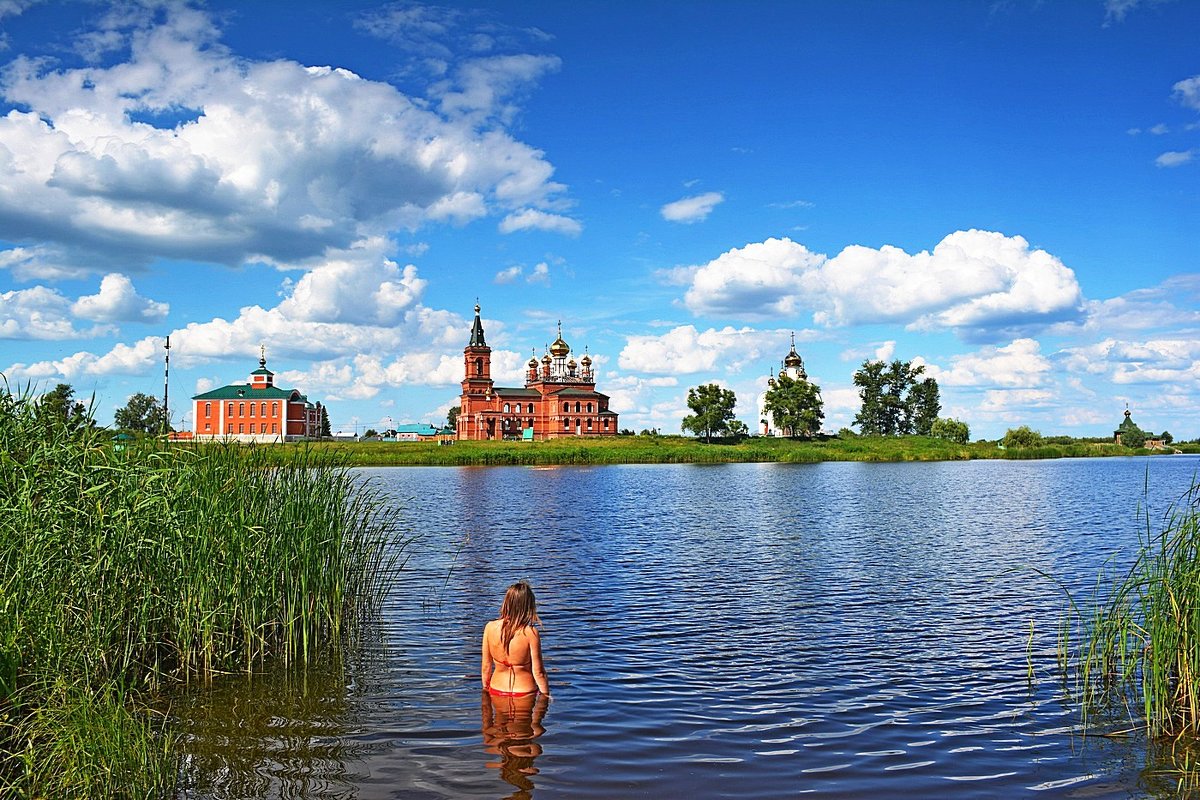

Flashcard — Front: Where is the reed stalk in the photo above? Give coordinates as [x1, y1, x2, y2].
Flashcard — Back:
[1060, 480, 1200, 740]
[0, 384, 405, 798]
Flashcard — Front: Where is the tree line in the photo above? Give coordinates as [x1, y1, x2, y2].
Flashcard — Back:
[681, 357, 971, 444]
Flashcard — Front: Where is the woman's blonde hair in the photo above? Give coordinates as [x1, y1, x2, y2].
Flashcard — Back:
[499, 581, 541, 650]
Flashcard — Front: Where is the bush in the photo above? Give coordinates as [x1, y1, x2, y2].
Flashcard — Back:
[930, 417, 970, 444]
[1002, 425, 1043, 448]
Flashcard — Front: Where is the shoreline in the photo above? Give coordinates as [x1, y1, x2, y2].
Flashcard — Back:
[243, 435, 1196, 467]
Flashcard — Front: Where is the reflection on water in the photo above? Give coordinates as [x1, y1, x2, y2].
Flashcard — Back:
[171, 457, 1200, 799]
[480, 691, 549, 799]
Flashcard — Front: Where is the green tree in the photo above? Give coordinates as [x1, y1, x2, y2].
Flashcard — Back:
[1003, 425, 1043, 448]
[763, 371, 824, 438]
[907, 377, 941, 436]
[1162, 431, 1174, 445]
[853, 359, 938, 435]
[930, 417, 970, 444]
[37, 383, 90, 431]
[114, 392, 170, 435]
[1122, 428, 1147, 449]
[727, 419, 749, 438]
[363, 428, 379, 439]
[447, 405, 460, 431]
[319, 404, 331, 438]
[681, 383, 738, 443]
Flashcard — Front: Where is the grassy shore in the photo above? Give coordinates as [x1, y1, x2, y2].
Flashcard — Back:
[248, 433, 1171, 467]
[0, 389, 403, 798]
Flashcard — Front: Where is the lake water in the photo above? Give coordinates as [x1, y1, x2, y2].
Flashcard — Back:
[174, 456, 1200, 799]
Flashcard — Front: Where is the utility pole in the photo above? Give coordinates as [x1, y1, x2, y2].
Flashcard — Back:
[162, 335, 171, 436]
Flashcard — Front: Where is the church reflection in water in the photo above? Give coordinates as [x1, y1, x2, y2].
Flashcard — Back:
[480, 690, 549, 799]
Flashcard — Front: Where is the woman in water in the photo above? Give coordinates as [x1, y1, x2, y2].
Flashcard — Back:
[481, 581, 550, 698]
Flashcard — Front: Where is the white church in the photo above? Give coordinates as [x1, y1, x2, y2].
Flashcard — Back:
[757, 334, 809, 437]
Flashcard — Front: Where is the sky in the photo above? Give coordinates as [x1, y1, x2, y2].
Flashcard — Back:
[0, 0, 1196, 439]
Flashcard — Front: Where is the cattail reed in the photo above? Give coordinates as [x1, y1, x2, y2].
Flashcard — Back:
[0, 385, 404, 797]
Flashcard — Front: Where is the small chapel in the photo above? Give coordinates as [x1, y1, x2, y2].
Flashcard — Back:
[457, 304, 619, 440]
[757, 334, 808, 437]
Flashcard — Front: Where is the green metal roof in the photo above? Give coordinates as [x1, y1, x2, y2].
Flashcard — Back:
[192, 384, 299, 401]
[494, 387, 541, 397]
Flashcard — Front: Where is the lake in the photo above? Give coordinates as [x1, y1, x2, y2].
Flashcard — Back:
[174, 456, 1200, 799]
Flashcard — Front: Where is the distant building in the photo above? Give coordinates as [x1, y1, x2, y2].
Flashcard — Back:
[191, 350, 322, 442]
[457, 304, 619, 440]
[758, 334, 807, 437]
[394, 423, 454, 441]
[1113, 405, 1165, 449]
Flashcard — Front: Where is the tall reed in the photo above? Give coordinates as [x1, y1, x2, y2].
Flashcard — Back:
[0, 385, 405, 797]
[1060, 480, 1200, 740]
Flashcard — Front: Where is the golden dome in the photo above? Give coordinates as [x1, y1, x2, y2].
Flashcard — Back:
[549, 320, 569, 357]
[528, 357, 538, 368]
[580, 353, 592, 365]
[541, 353, 552, 364]
[567, 358, 577, 368]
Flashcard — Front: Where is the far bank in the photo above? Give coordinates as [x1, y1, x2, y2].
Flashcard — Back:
[245, 435, 1197, 467]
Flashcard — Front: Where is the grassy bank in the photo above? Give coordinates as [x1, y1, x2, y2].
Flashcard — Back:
[0, 388, 403, 798]
[247, 433, 1156, 467]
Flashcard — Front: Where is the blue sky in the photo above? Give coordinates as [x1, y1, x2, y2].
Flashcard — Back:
[0, 0, 1196, 439]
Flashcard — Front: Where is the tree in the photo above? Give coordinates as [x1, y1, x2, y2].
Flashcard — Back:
[1162, 431, 1174, 445]
[363, 428, 378, 439]
[853, 359, 939, 436]
[907, 377, 941, 436]
[763, 371, 824, 438]
[1003, 425, 1043, 448]
[681, 383, 738, 443]
[319, 404, 331, 438]
[1121, 428, 1147, 449]
[37, 383, 90, 431]
[447, 405, 460, 431]
[727, 419, 749, 438]
[114, 392, 170, 435]
[930, 417, 970, 444]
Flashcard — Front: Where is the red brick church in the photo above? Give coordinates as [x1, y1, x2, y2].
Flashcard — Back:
[458, 304, 619, 440]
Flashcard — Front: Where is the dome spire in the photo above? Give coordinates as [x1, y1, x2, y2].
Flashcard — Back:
[468, 302, 486, 347]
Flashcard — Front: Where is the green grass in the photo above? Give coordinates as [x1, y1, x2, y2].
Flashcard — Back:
[242, 433, 1152, 467]
[0, 386, 405, 798]
[1059, 480, 1200, 741]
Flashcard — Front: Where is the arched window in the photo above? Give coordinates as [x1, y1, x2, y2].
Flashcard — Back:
[204, 402, 211, 417]
[227, 403, 234, 417]
[562, 402, 568, 413]
[273, 402, 280, 415]
[249, 403, 255, 417]
[503, 403, 510, 413]
[261, 402, 267, 416]
[475, 357, 483, 376]
[563, 418, 570, 429]
[527, 418, 534, 428]
[527, 403, 534, 413]
[587, 402, 593, 413]
[239, 402, 245, 415]
[603, 419, 609, 430]
[587, 419, 593, 430]
[575, 401, 581, 413]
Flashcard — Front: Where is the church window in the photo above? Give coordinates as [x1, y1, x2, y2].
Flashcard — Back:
[205, 402, 211, 417]
[603, 419, 609, 430]
[238, 423, 244, 433]
[575, 401, 581, 413]
[272, 423, 278, 433]
[227, 403, 234, 416]
[475, 358, 483, 376]
[503, 403, 510, 413]
[562, 402, 568, 412]
[261, 402, 267, 416]
[249, 403, 255, 417]
[587, 419, 593, 430]
[527, 403, 534, 413]
[587, 402, 593, 413]
[204, 422, 211, 431]
[563, 419, 570, 430]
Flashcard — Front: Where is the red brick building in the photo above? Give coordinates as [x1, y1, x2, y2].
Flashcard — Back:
[458, 304, 618, 440]
[191, 351, 323, 442]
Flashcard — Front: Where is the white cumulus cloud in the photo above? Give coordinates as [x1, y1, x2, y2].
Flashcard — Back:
[72, 273, 168, 323]
[679, 230, 1084, 340]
